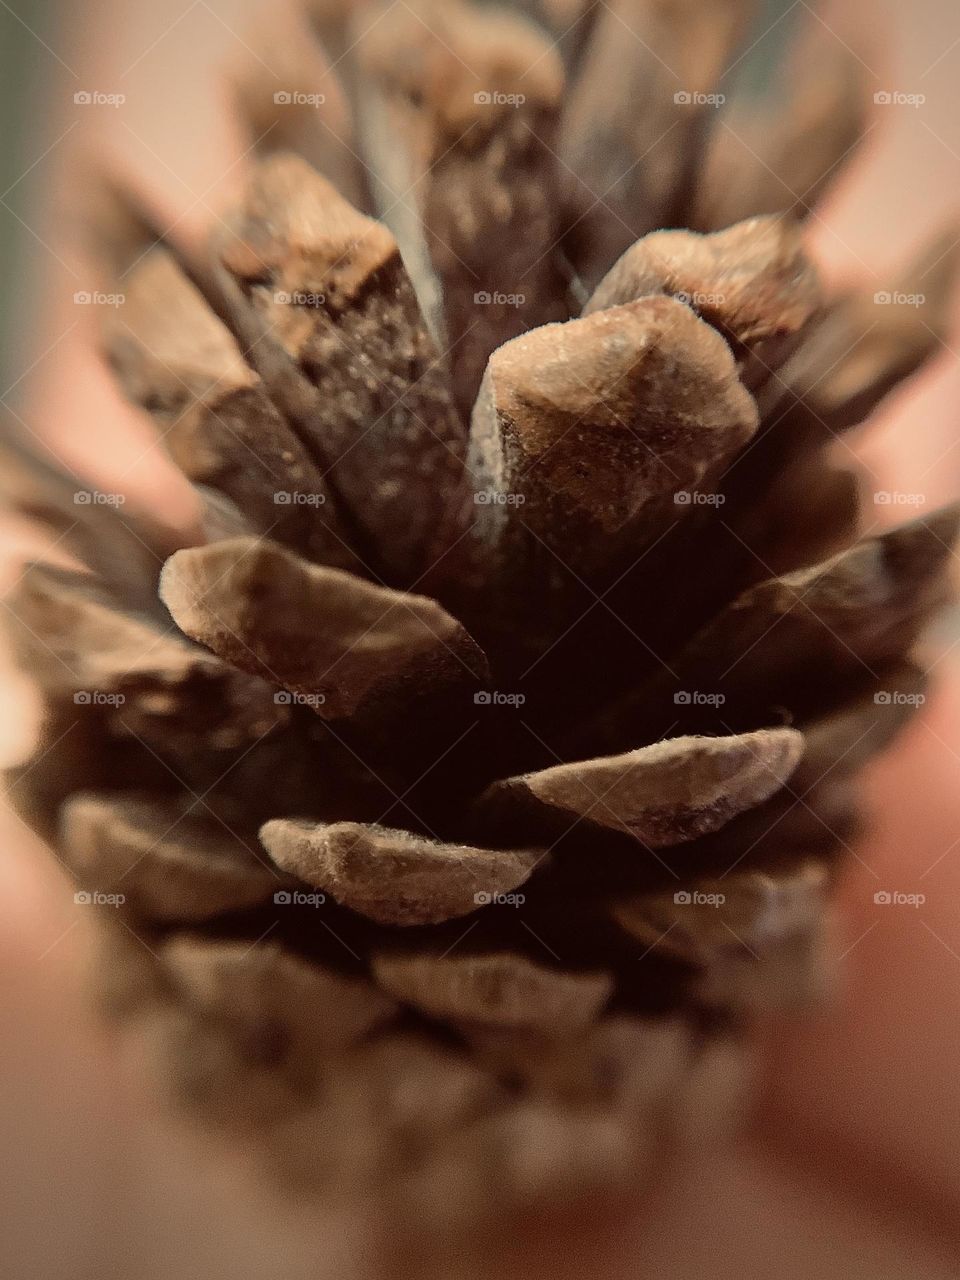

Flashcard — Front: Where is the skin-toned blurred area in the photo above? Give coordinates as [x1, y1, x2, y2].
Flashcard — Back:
[1, 0, 959, 1276]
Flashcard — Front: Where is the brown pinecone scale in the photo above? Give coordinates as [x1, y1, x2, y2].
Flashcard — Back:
[3, 0, 959, 1237]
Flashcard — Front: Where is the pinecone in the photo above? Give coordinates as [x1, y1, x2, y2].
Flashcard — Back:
[3, 0, 958, 1237]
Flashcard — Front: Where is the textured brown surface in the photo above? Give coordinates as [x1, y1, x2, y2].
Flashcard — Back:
[350, 0, 570, 419]
[482, 730, 804, 847]
[467, 296, 758, 576]
[213, 154, 467, 584]
[584, 215, 822, 385]
[561, 0, 755, 286]
[612, 862, 827, 967]
[160, 536, 488, 721]
[60, 793, 283, 922]
[672, 509, 960, 704]
[8, 562, 284, 753]
[372, 951, 614, 1034]
[105, 241, 362, 573]
[261, 819, 543, 925]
